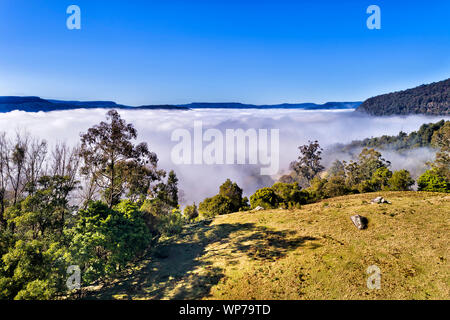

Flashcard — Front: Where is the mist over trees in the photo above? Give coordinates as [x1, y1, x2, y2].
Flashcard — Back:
[335, 120, 448, 153]
[269, 121, 449, 207]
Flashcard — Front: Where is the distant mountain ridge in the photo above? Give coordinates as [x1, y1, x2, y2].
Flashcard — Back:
[356, 78, 450, 116]
[0, 96, 188, 112]
[0, 97, 362, 113]
[178, 101, 360, 109]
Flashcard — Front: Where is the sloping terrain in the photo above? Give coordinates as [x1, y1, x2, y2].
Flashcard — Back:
[356, 78, 450, 115]
[86, 192, 449, 300]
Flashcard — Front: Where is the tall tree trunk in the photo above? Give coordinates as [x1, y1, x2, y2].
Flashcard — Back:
[0, 190, 5, 227]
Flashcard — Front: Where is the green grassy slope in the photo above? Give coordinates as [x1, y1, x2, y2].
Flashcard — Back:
[86, 191, 449, 300]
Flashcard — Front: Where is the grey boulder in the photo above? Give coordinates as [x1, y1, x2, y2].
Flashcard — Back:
[350, 215, 368, 230]
[253, 206, 265, 211]
[371, 196, 391, 204]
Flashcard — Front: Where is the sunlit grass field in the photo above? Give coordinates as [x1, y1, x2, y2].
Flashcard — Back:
[88, 191, 449, 300]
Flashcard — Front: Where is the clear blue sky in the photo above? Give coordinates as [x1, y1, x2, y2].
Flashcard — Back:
[0, 0, 449, 105]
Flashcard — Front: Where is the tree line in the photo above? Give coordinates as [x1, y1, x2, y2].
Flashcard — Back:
[0, 110, 182, 299]
[195, 122, 449, 218]
[336, 120, 448, 153]
[356, 78, 450, 116]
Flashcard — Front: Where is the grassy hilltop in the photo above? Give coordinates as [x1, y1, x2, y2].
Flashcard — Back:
[87, 191, 449, 300]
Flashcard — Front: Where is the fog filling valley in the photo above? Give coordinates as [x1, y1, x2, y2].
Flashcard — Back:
[0, 109, 447, 205]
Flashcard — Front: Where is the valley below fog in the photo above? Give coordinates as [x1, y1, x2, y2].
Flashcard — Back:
[0, 108, 448, 205]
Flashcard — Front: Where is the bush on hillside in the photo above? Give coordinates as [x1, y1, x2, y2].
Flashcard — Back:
[184, 203, 199, 221]
[271, 182, 308, 206]
[199, 194, 233, 218]
[388, 170, 415, 191]
[250, 187, 280, 209]
[417, 169, 449, 192]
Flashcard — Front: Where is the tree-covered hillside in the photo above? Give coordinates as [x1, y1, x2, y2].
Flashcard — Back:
[337, 120, 448, 152]
[356, 78, 450, 116]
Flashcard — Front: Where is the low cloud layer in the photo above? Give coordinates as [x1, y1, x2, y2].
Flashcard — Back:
[0, 109, 447, 204]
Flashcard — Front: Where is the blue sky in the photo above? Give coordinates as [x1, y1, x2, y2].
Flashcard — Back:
[0, 0, 449, 105]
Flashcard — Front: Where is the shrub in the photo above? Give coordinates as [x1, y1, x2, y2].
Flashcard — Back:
[322, 176, 350, 198]
[417, 169, 449, 192]
[239, 197, 251, 211]
[250, 187, 279, 209]
[305, 177, 327, 201]
[71, 201, 151, 284]
[219, 179, 244, 212]
[140, 198, 173, 234]
[158, 208, 185, 236]
[14, 280, 55, 300]
[183, 203, 199, 221]
[356, 180, 375, 193]
[271, 182, 308, 205]
[199, 194, 233, 218]
[388, 170, 415, 191]
[0, 239, 71, 300]
[198, 179, 248, 218]
[371, 167, 393, 190]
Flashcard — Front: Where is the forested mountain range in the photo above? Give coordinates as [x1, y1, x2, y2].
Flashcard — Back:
[356, 78, 450, 116]
[3, 78, 450, 115]
[0, 97, 361, 113]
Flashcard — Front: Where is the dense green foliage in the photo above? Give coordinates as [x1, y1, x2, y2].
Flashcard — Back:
[250, 187, 279, 209]
[199, 194, 233, 218]
[302, 121, 449, 200]
[70, 201, 151, 284]
[198, 179, 249, 218]
[250, 183, 308, 210]
[270, 182, 308, 208]
[0, 111, 181, 299]
[338, 120, 448, 152]
[183, 203, 199, 221]
[417, 121, 450, 192]
[304, 148, 420, 200]
[417, 169, 449, 192]
[289, 140, 324, 187]
[356, 78, 450, 115]
[255, 124, 449, 209]
[388, 170, 415, 191]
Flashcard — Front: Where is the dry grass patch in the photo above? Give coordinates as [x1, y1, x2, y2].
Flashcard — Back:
[88, 191, 449, 300]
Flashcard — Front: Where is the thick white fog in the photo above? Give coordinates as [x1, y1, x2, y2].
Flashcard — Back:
[0, 109, 447, 205]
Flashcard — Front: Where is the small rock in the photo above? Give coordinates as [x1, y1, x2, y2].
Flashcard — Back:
[371, 196, 382, 203]
[350, 215, 368, 230]
[371, 196, 391, 204]
[253, 206, 265, 211]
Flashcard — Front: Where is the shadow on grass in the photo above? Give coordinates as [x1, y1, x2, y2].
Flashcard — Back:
[85, 221, 317, 300]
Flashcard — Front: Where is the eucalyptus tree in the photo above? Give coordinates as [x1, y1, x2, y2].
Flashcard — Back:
[79, 110, 164, 207]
